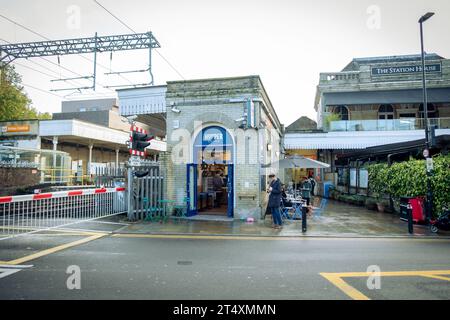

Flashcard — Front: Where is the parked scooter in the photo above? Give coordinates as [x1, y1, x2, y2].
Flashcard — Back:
[430, 205, 450, 233]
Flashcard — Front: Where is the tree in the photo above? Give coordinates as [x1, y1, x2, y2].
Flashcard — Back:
[0, 65, 52, 121]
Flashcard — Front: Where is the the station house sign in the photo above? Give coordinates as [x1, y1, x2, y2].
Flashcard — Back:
[371, 63, 442, 76]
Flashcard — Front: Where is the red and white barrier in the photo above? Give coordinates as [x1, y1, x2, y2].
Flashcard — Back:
[129, 150, 145, 157]
[131, 125, 147, 134]
[0, 187, 126, 204]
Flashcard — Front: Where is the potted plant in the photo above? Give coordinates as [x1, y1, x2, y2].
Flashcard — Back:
[324, 113, 342, 131]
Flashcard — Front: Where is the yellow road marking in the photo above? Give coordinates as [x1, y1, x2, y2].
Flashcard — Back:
[112, 233, 450, 242]
[320, 273, 370, 300]
[3, 233, 106, 266]
[421, 274, 450, 282]
[323, 270, 450, 277]
[321, 269, 450, 300]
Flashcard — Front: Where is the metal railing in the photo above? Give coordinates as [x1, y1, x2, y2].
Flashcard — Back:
[329, 117, 450, 132]
[128, 164, 164, 221]
[0, 187, 126, 240]
[94, 166, 126, 187]
[320, 71, 360, 83]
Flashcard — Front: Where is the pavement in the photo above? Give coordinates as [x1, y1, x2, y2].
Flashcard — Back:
[114, 198, 450, 238]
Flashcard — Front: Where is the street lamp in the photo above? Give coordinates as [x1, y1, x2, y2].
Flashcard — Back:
[418, 12, 434, 221]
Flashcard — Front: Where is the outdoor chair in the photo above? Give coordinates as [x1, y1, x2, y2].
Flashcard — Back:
[143, 197, 161, 223]
[172, 197, 190, 222]
[312, 198, 328, 218]
[280, 200, 295, 221]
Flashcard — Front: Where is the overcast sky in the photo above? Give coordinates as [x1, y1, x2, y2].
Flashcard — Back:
[1, 0, 449, 126]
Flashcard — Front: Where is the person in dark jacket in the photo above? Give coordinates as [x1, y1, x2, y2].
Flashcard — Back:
[267, 173, 283, 229]
[301, 176, 312, 206]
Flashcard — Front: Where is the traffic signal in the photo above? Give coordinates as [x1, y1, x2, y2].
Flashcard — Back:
[129, 125, 154, 157]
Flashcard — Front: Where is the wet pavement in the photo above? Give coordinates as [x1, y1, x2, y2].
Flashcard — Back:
[116, 198, 450, 238]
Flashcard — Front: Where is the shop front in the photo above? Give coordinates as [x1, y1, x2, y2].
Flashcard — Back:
[187, 126, 234, 217]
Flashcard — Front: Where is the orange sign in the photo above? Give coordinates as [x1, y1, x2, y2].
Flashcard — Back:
[3, 125, 30, 133]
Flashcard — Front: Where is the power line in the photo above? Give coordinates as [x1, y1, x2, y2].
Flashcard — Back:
[0, 13, 131, 89]
[92, 0, 186, 80]
[93, 0, 135, 33]
[0, 36, 112, 93]
[14, 61, 62, 79]
[154, 50, 186, 80]
[21, 82, 65, 98]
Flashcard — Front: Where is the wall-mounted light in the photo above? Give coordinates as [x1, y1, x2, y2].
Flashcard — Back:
[267, 144, 273, 151]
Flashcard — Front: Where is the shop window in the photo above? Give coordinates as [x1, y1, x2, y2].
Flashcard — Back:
[378, 104, 394, 120]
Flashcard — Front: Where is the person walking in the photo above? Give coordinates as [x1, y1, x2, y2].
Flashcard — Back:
[268, 173, 283, 229]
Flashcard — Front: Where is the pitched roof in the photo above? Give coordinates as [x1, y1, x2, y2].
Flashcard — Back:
[285, 116, 317, 132]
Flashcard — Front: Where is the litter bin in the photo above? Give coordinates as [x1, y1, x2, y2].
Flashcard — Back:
[323, 182, 334, 199]
[399, 197, 425, 224]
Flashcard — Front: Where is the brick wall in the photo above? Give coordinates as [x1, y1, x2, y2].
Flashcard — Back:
[0, 167, 40, 196]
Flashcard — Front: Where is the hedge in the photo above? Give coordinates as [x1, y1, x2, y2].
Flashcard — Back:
[368, 154, 450, 216]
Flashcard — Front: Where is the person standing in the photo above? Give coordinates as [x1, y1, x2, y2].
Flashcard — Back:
[301, 176, 312, 206]
[268, 173, 283, 229]
[308, 174, 316, 196]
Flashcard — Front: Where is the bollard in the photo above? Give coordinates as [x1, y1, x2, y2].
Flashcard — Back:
[302, 206, 307, 233]
[407, 204, 414, 234]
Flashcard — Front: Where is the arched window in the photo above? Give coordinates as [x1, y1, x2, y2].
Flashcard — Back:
[378, 104, 394, 120]
[419, 103, 438, 119]
[193, 126, 233, 165]
[334, 105, 349, 120]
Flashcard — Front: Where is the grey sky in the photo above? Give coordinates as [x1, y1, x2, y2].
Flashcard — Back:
[1, 0, 449, 126]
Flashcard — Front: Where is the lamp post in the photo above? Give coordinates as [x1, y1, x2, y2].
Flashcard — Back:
[419, 12, 435, 221]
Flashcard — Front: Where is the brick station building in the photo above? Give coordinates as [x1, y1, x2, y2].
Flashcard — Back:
[118, 76, 283, 220]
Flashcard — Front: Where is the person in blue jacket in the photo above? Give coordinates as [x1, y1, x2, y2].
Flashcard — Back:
[267, 173, 283, 229]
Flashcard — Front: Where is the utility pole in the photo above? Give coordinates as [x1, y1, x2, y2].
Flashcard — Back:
[419, 12, 435, 221]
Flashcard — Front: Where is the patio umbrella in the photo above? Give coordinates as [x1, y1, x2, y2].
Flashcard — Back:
[262, 155, 330, 169]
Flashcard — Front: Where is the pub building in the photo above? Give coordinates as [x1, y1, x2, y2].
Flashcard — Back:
[284, 53, 450, 196]
[118, 76, 283, 220]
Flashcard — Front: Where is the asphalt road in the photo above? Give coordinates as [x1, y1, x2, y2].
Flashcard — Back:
[1, 233, 450, 300]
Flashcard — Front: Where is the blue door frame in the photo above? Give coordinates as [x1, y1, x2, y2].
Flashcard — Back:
[227, 164, 234, 218]
[186, 164, 198, 217]
[186, 163, 234, 218]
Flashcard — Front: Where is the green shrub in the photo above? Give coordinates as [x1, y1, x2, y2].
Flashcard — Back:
[368, 154, 450, 216]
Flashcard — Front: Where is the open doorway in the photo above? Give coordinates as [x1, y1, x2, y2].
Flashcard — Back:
[197, 164, 229, 215]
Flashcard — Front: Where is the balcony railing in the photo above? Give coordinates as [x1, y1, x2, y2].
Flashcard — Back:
[320, 72, 360, 84]
[329, 118, 450, 132]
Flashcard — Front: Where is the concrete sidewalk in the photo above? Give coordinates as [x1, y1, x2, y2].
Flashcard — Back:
[115, 199, 450, 238]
